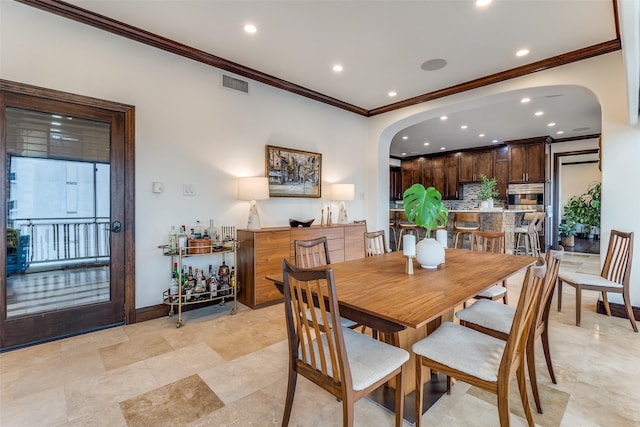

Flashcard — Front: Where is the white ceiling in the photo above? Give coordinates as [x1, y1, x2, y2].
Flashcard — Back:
[64, 0, 630, 156]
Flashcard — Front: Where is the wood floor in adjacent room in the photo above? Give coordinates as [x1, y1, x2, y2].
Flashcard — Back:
[2, 253, 639, 426]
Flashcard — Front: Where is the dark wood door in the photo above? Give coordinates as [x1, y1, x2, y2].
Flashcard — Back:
[444, 155, 459, 199]
[458, 152, 475, 183]
[508, 144, 528, 183]
[494, 146, 509, 197]
[475, 150, 494, 181]
[525, 143, 545, 182]
[431, 157, 445, 197]
[389, 166, 402, 201]
[1, 86, 133, 349]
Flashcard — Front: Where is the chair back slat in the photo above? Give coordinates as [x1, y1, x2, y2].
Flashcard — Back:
[499, 258, 546, 378]
[365, 230, 388, 256]
[295, 237, 331, 268]
[282, 259, 351, 388]
[602, 230, 633, 284]
[470, 230, 505, 254]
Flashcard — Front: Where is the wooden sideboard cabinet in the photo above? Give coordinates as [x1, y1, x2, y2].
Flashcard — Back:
[237, 223, 366, 308]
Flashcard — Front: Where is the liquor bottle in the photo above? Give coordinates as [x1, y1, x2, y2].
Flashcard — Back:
[230, 266, 236, 292]
[178, 225, 187, 250]
[169, 273, 178, 297]
[194, 220, 202, 239]
[168, 226, 178, 251]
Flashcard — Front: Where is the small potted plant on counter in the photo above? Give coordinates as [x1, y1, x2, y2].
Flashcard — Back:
[478, 174, 499, 209]
[403, 183, 449, 268]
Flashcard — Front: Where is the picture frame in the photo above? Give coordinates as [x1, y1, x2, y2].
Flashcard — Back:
[265, 145, 322, 198]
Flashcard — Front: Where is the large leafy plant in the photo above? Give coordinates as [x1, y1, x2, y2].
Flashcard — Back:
[478, 174, 499, 201]
[403, 184, 449, 235]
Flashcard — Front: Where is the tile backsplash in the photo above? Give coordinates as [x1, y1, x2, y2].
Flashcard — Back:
[390, 183, 505, 210]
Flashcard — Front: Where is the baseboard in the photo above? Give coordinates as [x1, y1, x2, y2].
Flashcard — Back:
[135, 300, 226, 323]
[596, 300, 640, 321]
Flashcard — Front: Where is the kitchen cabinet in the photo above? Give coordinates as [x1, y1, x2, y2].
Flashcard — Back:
[444, 154, 460, 200]
[237, 223, 366, 308]
[494, 146, 509, 197]
[459, 150, 494, 183]
[508, 141, 545, 183]
[389, 166, 402, 201]
[401, 158, 422, 192]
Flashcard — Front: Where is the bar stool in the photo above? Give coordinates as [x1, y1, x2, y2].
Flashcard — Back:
[397, 212, 421, 249]
[452, 212, 480, 249]
[388, 211, 399, 251]
[514, 212, 542, 256]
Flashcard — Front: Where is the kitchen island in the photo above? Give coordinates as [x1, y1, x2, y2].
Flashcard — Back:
[390, 208, 536, 254]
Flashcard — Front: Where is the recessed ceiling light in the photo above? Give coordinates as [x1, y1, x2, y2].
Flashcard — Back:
[332, 64, 343, 72]
[440, 147, 446, 150]
[492, 139, 499, 143]
[424, 142, 430, 146]
[534, 111, 544, 116]
[476, 0, 492, 6]
[547, 122, 556, 127]
[402, 136, 408, 140]
[440, 116, 448, 121]
[420, 58, 448, 71]
[556, 131, 564, 135]
[388, 91, 397, 97]
[479, 133, 485, 138]
[461, 125, 468, 129]
[401, 152, 407, 156]
[520, 97, 531, 103]
[516, 49, 530, 57]
[243, 24, 257, 34]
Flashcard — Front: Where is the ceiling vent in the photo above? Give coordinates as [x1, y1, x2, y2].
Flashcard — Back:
[222, 74, 249, 94]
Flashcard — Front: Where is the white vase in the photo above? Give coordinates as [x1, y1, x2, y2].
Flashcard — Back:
[488, 198, 494, 209]
[480, 200, 489, 209]
[415, 237, 445, 269]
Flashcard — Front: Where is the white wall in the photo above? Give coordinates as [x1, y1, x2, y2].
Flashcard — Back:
[1, 1, 368, 308]
[367, 53, 640, 306]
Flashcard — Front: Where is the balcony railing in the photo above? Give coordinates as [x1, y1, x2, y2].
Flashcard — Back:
[10, 217, 110, 267]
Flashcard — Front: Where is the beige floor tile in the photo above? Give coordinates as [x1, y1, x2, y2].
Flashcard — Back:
[143, 342, 225, 386]
[99, 332, 173, 371]
[0, 384, 67, 427]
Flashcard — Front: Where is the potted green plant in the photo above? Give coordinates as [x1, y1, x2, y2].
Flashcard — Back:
[478, 175, 499, 209]
[403, 183, 449, 268]
[558, 219, 577, 247]
[584, 182, 601, 238]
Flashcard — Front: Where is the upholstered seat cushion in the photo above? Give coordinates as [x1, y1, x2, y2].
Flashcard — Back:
[476, 284, 507, 299]
[303, 327, 409, 391]
[306, 308, 358, 328]
[412, 322, 505, 382]
[456, 299, 515, 334]
[455, 225, 478, 231]
[559, 271, 623, 289]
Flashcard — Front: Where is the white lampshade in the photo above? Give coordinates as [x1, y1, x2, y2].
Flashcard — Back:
[331, 183, 355, 201]
[238, 177, 270, 201]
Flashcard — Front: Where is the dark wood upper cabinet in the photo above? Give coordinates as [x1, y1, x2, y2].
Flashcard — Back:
[443, 154, 460, 200]
[494, 146, 509, 197]
[508, 141, 546, 183]
[390, 166, 402, 201]
[459, 150, 494, 183]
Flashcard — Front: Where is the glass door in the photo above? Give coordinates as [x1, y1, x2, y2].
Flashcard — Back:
[1, 92, 127, 350]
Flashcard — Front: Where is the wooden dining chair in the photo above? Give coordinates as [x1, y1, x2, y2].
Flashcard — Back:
[364, 230, 389, 257]
[294, 237, 357, 329]
[280, 259, 409, 427]
[557, 229, 637, 332]
[468, 230, 508, 305]
[412, 258, 546, 427]
[456, 247, 564, 414]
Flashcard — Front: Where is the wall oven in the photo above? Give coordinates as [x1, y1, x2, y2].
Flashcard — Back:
[507, 183, 544, 212]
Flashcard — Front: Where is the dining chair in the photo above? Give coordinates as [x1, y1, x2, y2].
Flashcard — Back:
[452, 212, 481, 249]
[557, 229, 637, 332]
[456, 247, 564, 414]
[294, 237, 358, 329]
[280, 259, 409, 427]
[364, 230, 389, 256]
[468, 230, 508, 305]
[412, 258, 546, 427]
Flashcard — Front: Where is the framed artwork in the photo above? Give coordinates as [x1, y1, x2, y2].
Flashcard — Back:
[265, 145, 322, 198]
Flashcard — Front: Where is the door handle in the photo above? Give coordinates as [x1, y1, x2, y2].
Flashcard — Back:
[111, 221, 122, 233]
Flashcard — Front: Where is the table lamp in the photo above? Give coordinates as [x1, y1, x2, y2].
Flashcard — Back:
[238, 177, 270, 230]
[332, 183, 355, 224]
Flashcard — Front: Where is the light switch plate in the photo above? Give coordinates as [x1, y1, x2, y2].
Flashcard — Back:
[183, 184, 196, 196]
[152, 182, 163, 193]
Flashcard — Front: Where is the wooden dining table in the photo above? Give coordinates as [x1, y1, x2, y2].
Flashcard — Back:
[267, 248, 535, 421]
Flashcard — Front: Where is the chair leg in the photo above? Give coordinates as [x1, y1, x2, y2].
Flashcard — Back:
[282, 369, 297, 427]
[541, 325, 557, 384]
[622, 290, 639, 333]
[601, 292, 612, 316]
[394, 369, 405, 427]
[496, 381, 511, 427]
[502, 280, 508, 305]
[517, 362, 535, 427]
[415, 357, 424, 427]
[575, 285, 582, 327]
[526, 338, 543, 414]
[557, 279, 563, 312]
[342, 395, 354, 427]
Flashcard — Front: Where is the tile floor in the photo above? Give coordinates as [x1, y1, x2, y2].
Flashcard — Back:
[1, 252, 639, 426]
